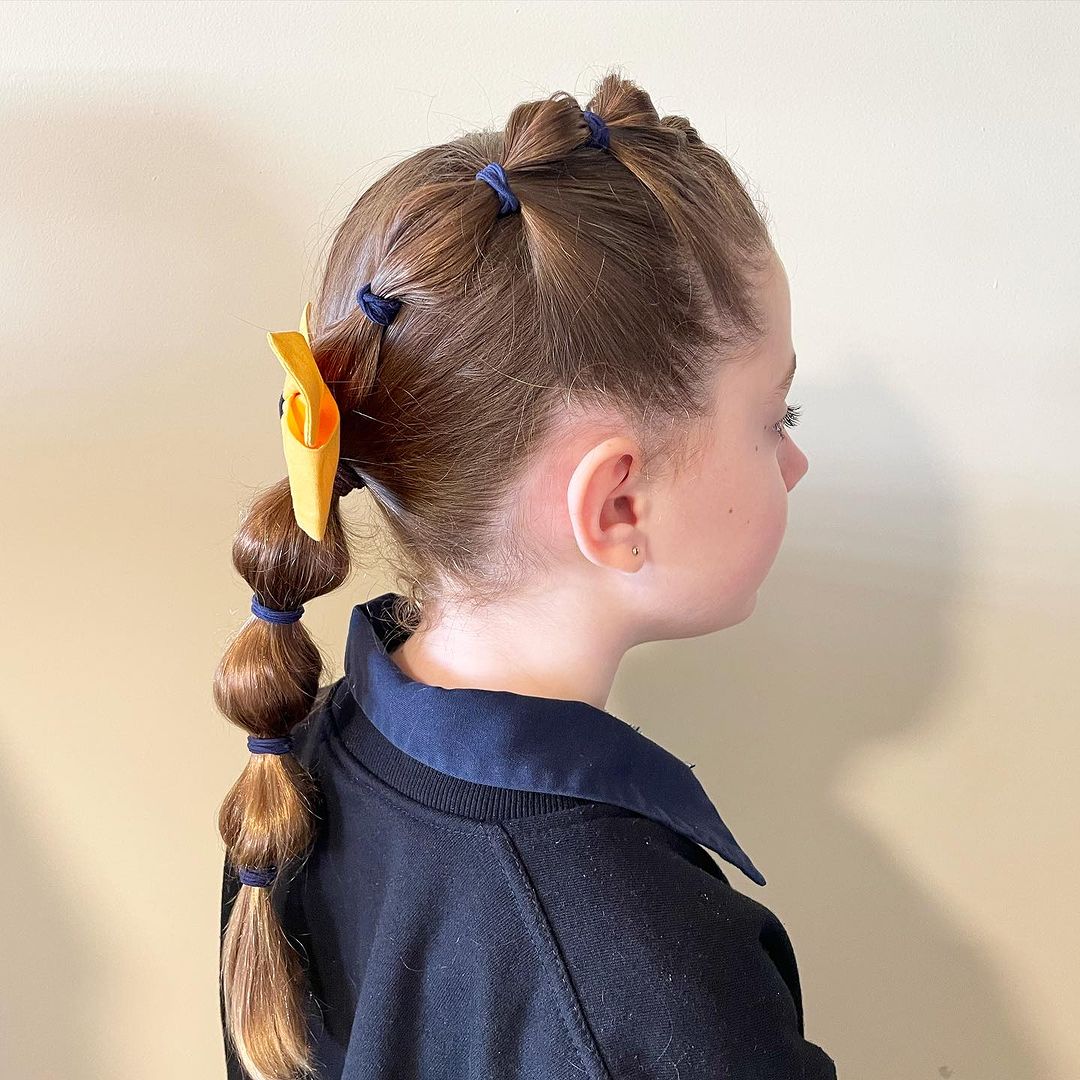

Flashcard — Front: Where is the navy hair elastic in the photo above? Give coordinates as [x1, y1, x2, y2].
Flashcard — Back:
[582, 109, 610, 150]
[357, 283, 402, 326]
[475, 162, 519, 216]
[247, 735, 294, 755]
[238, 866, 277, 888]
[333, 462, 367, 497]
[250, 595, 304, 624]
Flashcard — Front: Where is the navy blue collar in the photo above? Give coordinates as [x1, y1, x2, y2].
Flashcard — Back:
[343, 592, 766, 887]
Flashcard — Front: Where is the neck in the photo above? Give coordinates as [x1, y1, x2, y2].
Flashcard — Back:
[389, 584, 632, 712]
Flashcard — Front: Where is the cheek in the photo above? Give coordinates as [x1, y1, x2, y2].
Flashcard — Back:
[648, 430, 789, 623]
[709, 430, 785, 522]
[688, 436, 788, 584]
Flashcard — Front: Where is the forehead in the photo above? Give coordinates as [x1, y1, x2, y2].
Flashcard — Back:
[713, 255, 793, 392]
[757, 252, 791, 338]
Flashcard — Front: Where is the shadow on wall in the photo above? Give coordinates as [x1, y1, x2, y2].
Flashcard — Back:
[0, 86, 1054, 1080]
[1, 85, 339, 1079]
[0, 776, 95, 1080]
[623, 369, 1050, 1080]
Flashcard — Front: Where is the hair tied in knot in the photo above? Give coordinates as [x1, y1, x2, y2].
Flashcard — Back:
[356, 283, 402, 327]
[475, 162, 520, 216]
[582, 109, 610, 151]
[238, 866, 277, 888]
[250, 595, 305, 624]
[247, 735, 294, 755]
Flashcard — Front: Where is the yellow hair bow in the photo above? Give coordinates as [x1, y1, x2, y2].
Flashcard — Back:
[265, 302, 340, 542]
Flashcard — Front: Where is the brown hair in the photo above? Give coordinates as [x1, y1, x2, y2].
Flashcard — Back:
[215, 70, 773, 1080]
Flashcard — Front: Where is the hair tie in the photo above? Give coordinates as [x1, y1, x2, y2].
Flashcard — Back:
[247, 735, 294, 755]
[250, 595, 304, 624]
[357, 282, 402, 326]
[333, 462, 366, 498]
[475, 162, 519, 216]
[238, 866, 277, 888]
[582, 109, 610, 151]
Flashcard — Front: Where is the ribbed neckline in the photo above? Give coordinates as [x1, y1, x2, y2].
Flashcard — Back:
[328, 677, 592, 820]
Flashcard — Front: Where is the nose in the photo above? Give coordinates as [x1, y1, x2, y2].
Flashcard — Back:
[784, 438, 809, 492]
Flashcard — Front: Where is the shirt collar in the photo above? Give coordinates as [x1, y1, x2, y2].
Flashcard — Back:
[343, 592, 766, 887]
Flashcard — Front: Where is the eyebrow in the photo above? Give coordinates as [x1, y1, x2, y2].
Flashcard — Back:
[775, 352, 797, 396]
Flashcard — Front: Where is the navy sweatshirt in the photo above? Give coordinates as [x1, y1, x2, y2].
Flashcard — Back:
[220, 592, 837, 1079]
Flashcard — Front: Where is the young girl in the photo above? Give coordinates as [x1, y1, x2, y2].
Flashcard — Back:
[217, 73, 836, 1080]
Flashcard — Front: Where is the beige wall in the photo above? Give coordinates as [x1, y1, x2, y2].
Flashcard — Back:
[2, 2, 1077, 1077]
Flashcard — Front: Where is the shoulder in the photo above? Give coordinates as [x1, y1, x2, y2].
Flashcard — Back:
[502, 809, 837, 1079]
[286, 676, 345, 765]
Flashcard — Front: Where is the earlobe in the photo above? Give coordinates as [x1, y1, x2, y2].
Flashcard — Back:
[566, 437, 648, 573]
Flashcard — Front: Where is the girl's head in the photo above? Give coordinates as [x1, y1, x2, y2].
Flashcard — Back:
[216, 72, 804, 1080]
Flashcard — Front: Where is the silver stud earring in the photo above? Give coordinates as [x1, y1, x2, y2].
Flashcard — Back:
[632, 545, 640, 556]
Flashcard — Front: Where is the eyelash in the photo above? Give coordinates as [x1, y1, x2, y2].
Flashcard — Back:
[774, 402, 802, 440]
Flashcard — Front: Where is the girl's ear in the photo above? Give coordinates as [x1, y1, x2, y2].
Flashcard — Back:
[566, 436, 648, 573]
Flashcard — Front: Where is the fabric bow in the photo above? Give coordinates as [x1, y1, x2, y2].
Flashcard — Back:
[266, 301, 340, 542]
